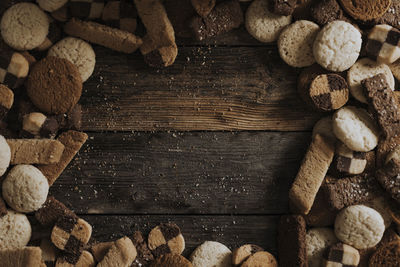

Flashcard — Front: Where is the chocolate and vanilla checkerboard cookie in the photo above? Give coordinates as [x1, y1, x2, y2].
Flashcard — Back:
[148, 223, 185, 257]
[102, 0, 137, 33]
[0, 43, 29, 90]
[232, 244, 263, 266]
[69, 0, 104, 20]
[334, 142, 367, 175]
[366, 24, 400, 64]
[322, 243, 360, 267]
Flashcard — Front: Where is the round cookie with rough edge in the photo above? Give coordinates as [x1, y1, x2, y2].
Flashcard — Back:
[348, 58, 395, 104]
[306, 228, 338, 267]
[232, 244, 263, 266]
[278, 20, 320, 67]
[48, 37, 96, 82]
[27, 56, 82, 115]
[191, 241, 232, 267]
[0, 135, 11, 176]
[332, 106, 380, 152]
[0, 210, 31, 249]
[335, 205, 385, 249]
[339, 0, 391, 21]
[245, 0, 292, 43]
[2, 164, 49, 213]
[0, 3, 49, 50]
[313, 20, 361, 72]
[369, 241, 400, 266]
[241, 251, 277, 267]
[37, 0, 68, 12]
[151, 254, 193, 267]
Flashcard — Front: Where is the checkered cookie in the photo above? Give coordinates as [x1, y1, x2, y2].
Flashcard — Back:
[148, 223, 185, 257]
[334, 142, 367, 175]
[69, 0, 105, 19]
[102, 0, 137, 33]
[366, 24, 400, 64]
[51, 216, 92, 255]
[0, 44, 29, 90]
[323, 243, 360, 267]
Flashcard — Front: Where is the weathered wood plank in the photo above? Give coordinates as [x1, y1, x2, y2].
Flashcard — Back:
[49, 131, 309, 214]
[81, 46, 320, 131]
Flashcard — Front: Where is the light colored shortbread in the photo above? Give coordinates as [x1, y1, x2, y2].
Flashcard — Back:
[48, 37, 96, 82]
[0, 210, 31, 249]
[306, 228, 338, 267]
[335, 205, 385, 249]
[312, 116, 336, 142]
[332, 106, 380, 152]
[347, 58, 394, 103]
[0, 3, 49, 50]
[37, 0, 68, 12]
[313, 20, 361, 71]
[191, 241, 232, 267]
[278, 20, 320, 67]
[0, 135, 10, 176]
[245, 0, 292, 43]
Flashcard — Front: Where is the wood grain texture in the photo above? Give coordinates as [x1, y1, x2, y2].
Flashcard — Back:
[49, 131, 309, 214]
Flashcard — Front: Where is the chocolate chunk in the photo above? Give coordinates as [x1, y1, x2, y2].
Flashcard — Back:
[35, 196, 77, 226]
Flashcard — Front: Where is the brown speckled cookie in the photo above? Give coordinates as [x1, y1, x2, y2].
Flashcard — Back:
[232, 244, 263, 266]
[377, 0, 400, 29]
[148, 223, 185, 257]
[369, 241, 400, 266]
[151, 253, 193, 267]
[339, 0, 391, 21]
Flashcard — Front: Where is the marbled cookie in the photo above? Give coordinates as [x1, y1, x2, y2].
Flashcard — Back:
[101, 0, 137, 33]
[334, 142, 367, 175]
[0, 210, 31, 249]
[306, 228, 338, 267]
[148, 223, 185, 257]
[322, 243, 360, 267]
[366, 24, 400, 64]
[241, 251, 278, 267]
[339, 0, 391, 21]
[151, 253, 193, 267]
[191, 0, 215, 17]
[0, 84, 13, 120]
[0, 247, 43, 267]
[190, 241, 232, 267]
[56, 250, 95, 267]
[232, 244, 263, 266]
[97, 237, 137, 267]
[69, 0, 104, 20]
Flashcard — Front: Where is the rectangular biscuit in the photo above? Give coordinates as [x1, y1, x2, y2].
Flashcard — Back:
[35, 196, 77, 226]
[131, 231, 154, 267]
[289, 134, 335, 214]
[97, 237, 137, 267]
[91, 241, 113, 262]
[7, 139, 65, 165]
[37, 130, 88, 186]
[0, 247, 44, 267]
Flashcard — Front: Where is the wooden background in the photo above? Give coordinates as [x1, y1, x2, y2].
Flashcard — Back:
[35, 3, 322, 257]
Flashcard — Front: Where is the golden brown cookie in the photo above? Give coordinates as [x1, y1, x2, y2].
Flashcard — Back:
[339, 0, 392, 21]
[151, 253, 193, 267]
[97, 237, 137, 267]
[241, 251, 278, 267]
[232, 244, 263, 266]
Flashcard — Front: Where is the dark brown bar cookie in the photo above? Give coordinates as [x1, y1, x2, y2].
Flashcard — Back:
[376, 159, 400, 204]
[369, 241, 400, 266]
[35, 196, 77, 226]
[148, 223, 185, 257]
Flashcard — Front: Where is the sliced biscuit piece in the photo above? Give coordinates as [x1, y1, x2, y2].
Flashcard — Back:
[151, 253, 193, 267]
[241, 251, 277, 267]
[22, 112, 59, 138]
[232, 244, 263, 266]
[102, 0, 137, 33]
[148, 223, 185, 257]
[376, 159, 400, 204]
[322, 243, 360, 267]
[0, 84, 13, 120]
[339, 0, 391, 21]
[0, 247, 43, 267]
[334, 142, 367, 175]
[366, 24, 400, 64]
[369, 241, 400, 266]
[35, 196, 77, 226]
[56, 250, 95, 267]
[69, 0, 104, 20]
[97, 237, 137, 267]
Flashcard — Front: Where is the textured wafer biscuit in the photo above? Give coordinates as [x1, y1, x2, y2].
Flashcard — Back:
[191, 0, 243, 41]
[241, 251, 277, 267]
[311, 0, 346, 25]
[277, 20, 319, 67]
[362, 73, 400, 137]
[289, 134, 335, 214]
[69, 0, 104, 19]
[0, 210, 31, 249]
[191, 0, 215, 17]
[22, 112, 59, 138]
[339, 0, 391, 21]
[64, 18, 142, 54]
[232, 244, 263, 266]
[36, 20, 62, 52]
[322, 243, 360, 267]
[151, 253, 193, 267]
[278, 215, 307, 267]
[101, 0, 137, 33]
[369, 241, 400, 266]
[132, 231, 154, 267]
[306, 228, 338, 267]
[190, 241, 232, 267]
[38, 130, 88, 186]
[97, 237, 137, 267]
[35, 196, 77, 226]
[366, 24, 400, 64]
[0, 84, 13, 120]
[376, 159, 400, 203]
[272, 0, 297, 16]
[334, 142, 367, 175]
[0, 247, 44, 267]
[0, 45, 29, 89]
[148, 223, 185, 257]
[56, 250, 95, 267]
[7, 139, 64, 164]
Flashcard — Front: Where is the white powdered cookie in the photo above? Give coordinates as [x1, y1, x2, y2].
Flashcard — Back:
[313, 20, 362, 71]
[191, 241, 232, 267]
[333, 106, 380, 152]
[0, 135, 10, 176]
[306, 228, 338, 267]
[0, 210, 31, 249]
[335, 205, 385, 249]
[48, 37, 96, 82]
[37, 0, 68, 12]
[347, 58, 394, 103]
[2, 164, 49, 213]
[278, 20, 320, 67]
[0, 3, 49, 50]
[245, 0, 292, 43]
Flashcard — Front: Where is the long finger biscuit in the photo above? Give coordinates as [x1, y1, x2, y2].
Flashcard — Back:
[322, 243, 360, 267]
[97, 237, 137, 267]
[35, 196, 77, 226]
[148, 223, 185, 257]
[232, 244, 263, 266]
[366, 24, 400, 64]
[0, 247, 44, 267]
[334, 142, 367, 175]
[0, 84, 13, 120]
[289, 134, 335, 214]
[102, 0, 137, 33]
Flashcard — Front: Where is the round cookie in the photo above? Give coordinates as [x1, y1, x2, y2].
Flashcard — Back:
[27, 56, 83, 115]
[335, 205, 385, 249]
[191, 241, 232, 267]
[0, 135, 11, 176]
[151, 254, 193, 267]
[339, 0, 391, 21]
[241, 251, 277, 267]
[0, 3, 49, 50]
[332, 106, 380, 152]
[2, 164, 49, 213]
[369, 241, 400, 266]
[313, 20, 362, 72]
[37, 0, 68, 12]
[232, 244, 263, 266]
[48, 37, 96, 82]
[245, 0, 292, 43]
[312, 116, 336, 142]
[0, 210, 31, 249]
[278, 20, 320, 67]
[306, 228, 338, 267]
[148, 223, 185, 257]
[347, 58, 395, 103]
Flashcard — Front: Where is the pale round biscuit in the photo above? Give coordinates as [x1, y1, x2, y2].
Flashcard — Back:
[347, 58, 395, 103]
[2, 165, 49, 213]
[0, 135, 11, 176]
[332, 106, 380, 152]
[278, 20, 320, 67]
[0, 210, 31, 249]
[0, 3, 49, 50]
[37, 0, 68, 12]
[335, 205, 385, 249]
[48, 37, 96, 82]
[313, 20, 362, 72]
[312, 116, 337, 142]
[191, 241, 232, 267]
[306, 228, 338, 267]
[245, 0, 292, 43]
